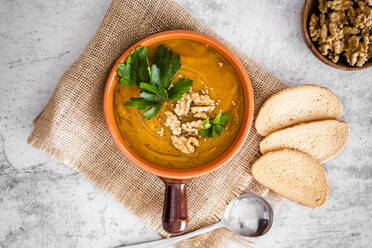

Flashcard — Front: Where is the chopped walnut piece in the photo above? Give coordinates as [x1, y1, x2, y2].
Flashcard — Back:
[189, 91, 215, 118]
[171, 136, 199, 154]
[164, 111, 181, 136]
[345, 35, 369, 66]
[344, 25, 360, 35]
[326, 0, 354, 11]
[194, 112, 208, 119]
[181, 120, 204, 136]
[318, 0, 327, 13]
[174, 93, 192, 117]
[310, 14, 321, 41]
[191, 106, 215, 114]
[191, 92, 215, 106]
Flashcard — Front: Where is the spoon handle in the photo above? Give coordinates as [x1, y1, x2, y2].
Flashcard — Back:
[116, 221, 225, 248]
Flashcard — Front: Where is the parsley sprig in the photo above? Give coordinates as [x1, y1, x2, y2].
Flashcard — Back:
[118, 45, 193, 120]
[199, 112, 232, 139]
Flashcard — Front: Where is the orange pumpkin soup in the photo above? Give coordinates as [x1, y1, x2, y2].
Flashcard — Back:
[114, 39, 244, 169]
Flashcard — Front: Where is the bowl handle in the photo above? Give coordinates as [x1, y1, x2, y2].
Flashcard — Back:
[160, 178, 191, 235]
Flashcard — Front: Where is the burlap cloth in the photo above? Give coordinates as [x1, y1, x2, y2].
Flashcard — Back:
[28, 0, 287, 247]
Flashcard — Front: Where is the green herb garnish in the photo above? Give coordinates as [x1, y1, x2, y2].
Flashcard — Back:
[152, 44, 181, 89]
[118, 45, 193, 120]
[199, 112, 232, 139]
[117, 47, 150, 86]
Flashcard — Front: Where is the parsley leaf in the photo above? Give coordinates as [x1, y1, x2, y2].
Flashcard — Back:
[124, 98, 162, 119]
[139, 83, 168, 99]
[199, 112, 231, 139]
[203, 117, 212, 129]
[139, 91, 160, 102]
[117, 63, 136, 86]
[117, 47, 150, 86]
[168, 78, 193, 101]
[124, 98, 155, 110]
[143, 103, 162, 120]
[152, 45, 181, 89]
[199, 128, 210, 137]
[119, 45, 192, 120]
[150, 64, 161, 87]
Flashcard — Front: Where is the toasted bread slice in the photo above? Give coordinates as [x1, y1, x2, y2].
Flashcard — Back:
[251, 149, 329, 208]
[260, 120, 349, 163]
[255, 85, 342, 136]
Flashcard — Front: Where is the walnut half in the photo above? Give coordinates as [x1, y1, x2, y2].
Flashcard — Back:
[181, 120, 204, 136]
[171, 136, 199, 154]
[191, 92, 215, 105]
[174, 93, 192, 117]
[164, 111, 181, 135]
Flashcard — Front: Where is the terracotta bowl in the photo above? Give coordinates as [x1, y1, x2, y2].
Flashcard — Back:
[103, 30, 254, 234]
[302, 0, 372, 71]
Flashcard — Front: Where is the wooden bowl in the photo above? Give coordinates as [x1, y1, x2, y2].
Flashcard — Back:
[103, 30, 254, 234]
[301, 0, 372, 71]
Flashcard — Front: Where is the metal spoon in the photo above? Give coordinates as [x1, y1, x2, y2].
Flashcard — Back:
[117, 194, 274, 248]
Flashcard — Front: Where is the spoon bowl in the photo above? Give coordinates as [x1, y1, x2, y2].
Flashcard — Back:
[223, 194, 274, 237]
[118, 193, 274, 248]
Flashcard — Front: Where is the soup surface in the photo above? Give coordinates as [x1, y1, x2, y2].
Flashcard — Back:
[115, 39, 244, 169]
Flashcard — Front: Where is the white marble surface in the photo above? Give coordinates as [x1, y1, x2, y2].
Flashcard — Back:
[0, 0, 371, 247]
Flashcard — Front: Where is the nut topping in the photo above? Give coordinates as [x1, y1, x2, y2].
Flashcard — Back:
[171, 136, 199, 154]
[181, 120, 204, 136]
[164, 111, 181, 135]
[174, 93, 192, 117]
[194, 112, 208, 119]
[191, 106, 215, 114]
[191, 92, 215, 106]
